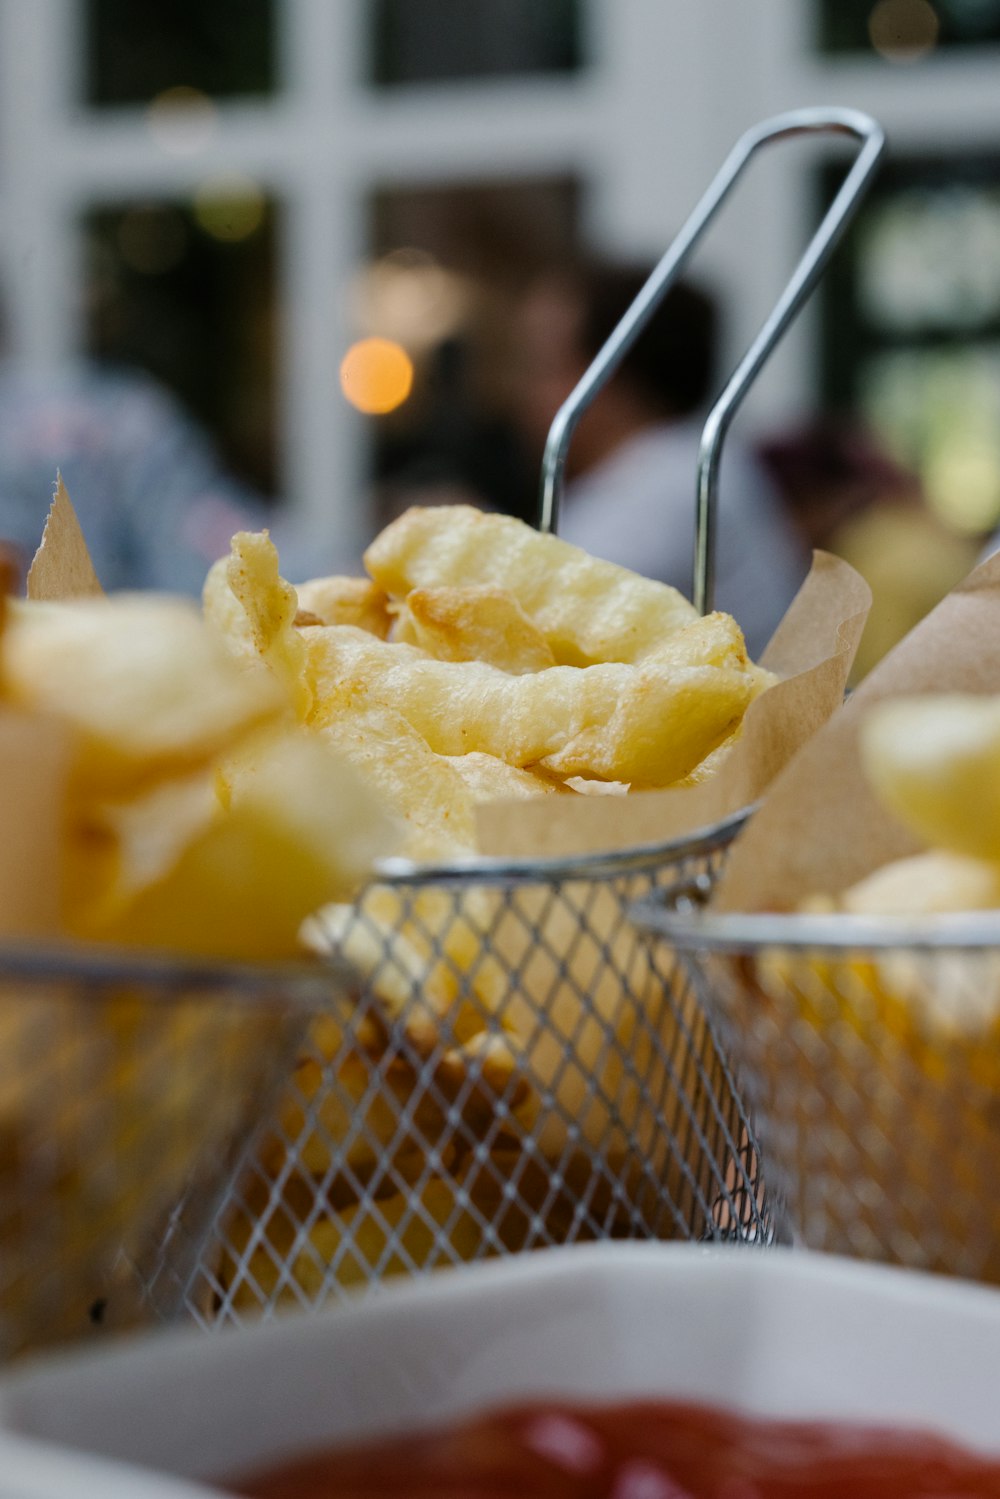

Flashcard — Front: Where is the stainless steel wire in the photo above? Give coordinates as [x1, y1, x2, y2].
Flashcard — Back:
[537, 106, 886, 614]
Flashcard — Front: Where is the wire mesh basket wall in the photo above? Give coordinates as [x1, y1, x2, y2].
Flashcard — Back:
[144, 811, 774, 1331]
[0, 945, 333, 1361]
[635, 903, 1000, 1284]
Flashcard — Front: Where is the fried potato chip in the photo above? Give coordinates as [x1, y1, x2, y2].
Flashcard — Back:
[202, 556, 257, 668]
[861, 694, 1000, 863]
[364, 504, 700, 666]
[564, 776, 629, 796]
[2, 595, 285, 797]
[295, 575, 392, 638]
[303, 614, 755, 788]
[837, 849, 1000, 918]
[65, 767, 218, 932]
[308, 682, 479, 858]
[394, 585, 556, 674]
[448, 750, 568, 806]
[225, 531, 312, 720]
[673, 726, 743, 788]
[70, 733, 396, 960]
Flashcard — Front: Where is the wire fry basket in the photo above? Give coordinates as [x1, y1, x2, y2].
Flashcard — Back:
[141, 105, 884, 1330]
[0, 943, 337, 1361]
[146, 812, 778, 1329]
[635, 902, 1000, 1284]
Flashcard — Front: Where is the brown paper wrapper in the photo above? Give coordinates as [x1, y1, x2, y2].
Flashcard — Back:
[0, 711, 69, 938]
[477, 551, 871, 858]
[716, 548, 1000, 911]
[26, 475, 104, 602]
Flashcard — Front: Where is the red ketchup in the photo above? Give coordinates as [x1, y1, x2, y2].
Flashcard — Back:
[235, 1398, 1000, 1497]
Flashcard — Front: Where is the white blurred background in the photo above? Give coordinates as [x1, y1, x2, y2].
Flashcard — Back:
[0, 0, 998, 662]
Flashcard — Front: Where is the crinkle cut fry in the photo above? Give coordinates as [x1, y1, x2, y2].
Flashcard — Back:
[393, 585, 556, 674]
[364, 503, 700, 666]
[295, 575, 393, 638]
[302, 615, 756, 789]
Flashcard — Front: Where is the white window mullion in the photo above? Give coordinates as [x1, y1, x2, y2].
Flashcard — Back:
[347, 77, 603, 184]
[0, 0, 84, 366]
[279, 0, 370, 565]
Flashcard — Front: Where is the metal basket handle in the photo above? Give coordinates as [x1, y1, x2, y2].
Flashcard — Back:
[537, 106, 886, 615]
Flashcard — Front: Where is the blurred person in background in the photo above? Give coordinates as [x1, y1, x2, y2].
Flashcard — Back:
[758, 417, 980, 680]
[0, 297, 307, 595]
[372, 333, 531, 532]
[511, 260, 809, 657]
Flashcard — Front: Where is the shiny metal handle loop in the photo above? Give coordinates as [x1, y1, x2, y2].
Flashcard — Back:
[537, 106, 886, 615]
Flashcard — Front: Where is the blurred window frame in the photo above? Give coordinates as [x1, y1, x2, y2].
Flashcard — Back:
[3, 0, 1000, 558]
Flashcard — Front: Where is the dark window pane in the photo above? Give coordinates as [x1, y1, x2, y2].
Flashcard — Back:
[364, 177, 581, 525]
[85, 0, 277, 106]
[369, 0, 583, 86]
[85, 195, 279, 496]
[818, 0, 1000, 54]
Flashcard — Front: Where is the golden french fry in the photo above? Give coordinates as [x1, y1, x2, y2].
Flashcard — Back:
[216, 1173, 509, 1311]
[309, 885, 512, 1047]
[295, 575, 392, 638]
[364, 503, 700, 665]
[394, 585, 556, 674]
[304, 615, 755, 788]
[281, 1018, 533, 1186]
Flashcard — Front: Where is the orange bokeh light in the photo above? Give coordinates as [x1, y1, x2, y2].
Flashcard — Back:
[339, 337, 414, 415]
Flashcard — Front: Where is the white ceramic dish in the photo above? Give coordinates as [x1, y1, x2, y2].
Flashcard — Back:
[2, 1242, 1000, 1493]
[0, 1430, 220, 1499]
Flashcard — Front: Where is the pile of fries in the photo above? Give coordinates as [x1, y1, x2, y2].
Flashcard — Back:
[198, 504, 774, 1304]
[205, 504, 772, 857]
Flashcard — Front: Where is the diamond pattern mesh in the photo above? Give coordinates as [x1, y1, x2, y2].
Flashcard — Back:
[0, 960, 314, 1360]
[151, 833, 772, 1331]
[681, 942, 1000, 1280]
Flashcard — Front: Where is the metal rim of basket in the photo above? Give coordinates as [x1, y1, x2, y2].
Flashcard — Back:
[631, 900, 1000, 954]
[371, 803, 756, 889]
[0, 937, 350, 998]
